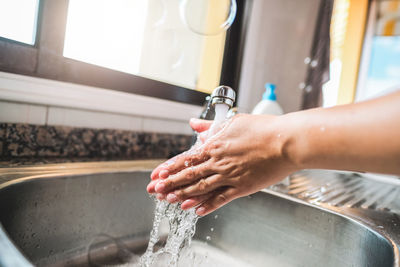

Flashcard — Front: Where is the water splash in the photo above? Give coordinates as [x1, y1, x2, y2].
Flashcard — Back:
[139, 103, 230, 266]
[85, 102, 233, 266]
[139, 198, 199, 267]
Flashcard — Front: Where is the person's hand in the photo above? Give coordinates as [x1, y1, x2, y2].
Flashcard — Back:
[146, 118, 214, 199]
[148, 91, 400, 216]
[147, 114, 298, 216]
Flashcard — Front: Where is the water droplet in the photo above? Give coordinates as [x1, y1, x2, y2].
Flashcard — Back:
[311, 60, 318, 68]
[299, 82, 306, 89]
[214, 215, 218, 219]
[277, 134, 281, 138]
[184, 161, 189, 167]
[206, 236, 211, 241]
[210, 228, 214, 232]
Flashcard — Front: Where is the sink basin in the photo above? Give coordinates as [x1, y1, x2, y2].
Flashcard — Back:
[0, 163, 397, 266]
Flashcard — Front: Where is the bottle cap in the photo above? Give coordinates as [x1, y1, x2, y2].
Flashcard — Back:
[263, 83, 277, 101]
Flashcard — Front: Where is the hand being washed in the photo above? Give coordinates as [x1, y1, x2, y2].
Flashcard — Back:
[147, 114, 297, 216]
[147, 90, 400, 215]
[147, 91, 400, 216]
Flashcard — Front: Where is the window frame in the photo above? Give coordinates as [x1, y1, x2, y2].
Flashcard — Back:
[0, 0, 252, 106]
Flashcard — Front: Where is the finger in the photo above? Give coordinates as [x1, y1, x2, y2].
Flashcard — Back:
[195, 187, 237, 216]
[164, 149, 210, 179]
[150, 156, 179, 180]
[198, 131, 209, 143]
[154, 161, 215, 194]
[165, 192, 179, 203]
[190, 118, 213, 133]
[146, 179, 160, 194]
[151, 162, 168, 180]
[181, 193, 213, 210]
[156, 193, 166, 200]
[174, 174, 225, 200]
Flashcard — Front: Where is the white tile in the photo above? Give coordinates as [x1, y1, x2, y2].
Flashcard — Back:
[47, 107, 143, 131]
[0, 71, 203, 121]
[143, 117, 192, 135]
[0, 101, 47, 124]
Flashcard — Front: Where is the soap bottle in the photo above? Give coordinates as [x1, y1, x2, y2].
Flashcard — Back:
[251, 83, 283, 115]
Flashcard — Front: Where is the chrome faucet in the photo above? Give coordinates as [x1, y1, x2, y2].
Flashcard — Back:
[194, 85, 236, 144]
[199, 85, 236, 120]
[210, 85, 236, 108]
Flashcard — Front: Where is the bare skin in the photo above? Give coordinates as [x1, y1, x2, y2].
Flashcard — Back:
[147, 91, 400, 216]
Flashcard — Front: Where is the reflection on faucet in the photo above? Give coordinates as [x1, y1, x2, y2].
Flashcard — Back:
[199, 96, 214, 120]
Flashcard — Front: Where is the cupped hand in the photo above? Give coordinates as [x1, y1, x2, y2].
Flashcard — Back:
[146, 118, 213, 197]
[147, 114, 297, 216]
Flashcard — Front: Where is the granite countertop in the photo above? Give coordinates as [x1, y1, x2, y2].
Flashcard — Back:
[0, 123, 192, 168]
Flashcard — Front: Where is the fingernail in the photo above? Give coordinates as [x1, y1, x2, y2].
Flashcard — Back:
[181, 199, 195, 210]
[156, 193, 165, 200]
[166, 193, 178, 203]
[155, 182, 165, 193]
[166, 159, 176, 166]
[147, 180, 158, 192]
[159, 170, 169, 179]
[146, 183, 153, 192]
[196, 207, 206, 216]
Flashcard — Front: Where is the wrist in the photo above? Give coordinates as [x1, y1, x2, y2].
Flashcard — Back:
[277, 111, 310, 171]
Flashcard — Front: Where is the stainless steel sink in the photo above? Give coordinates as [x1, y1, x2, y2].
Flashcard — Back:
[0, 161, 398, 266]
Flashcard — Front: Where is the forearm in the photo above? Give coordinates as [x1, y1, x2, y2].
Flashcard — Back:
[282, 91, 400, 175]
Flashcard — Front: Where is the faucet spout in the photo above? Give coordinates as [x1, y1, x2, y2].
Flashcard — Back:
[210, 85, 236, 108]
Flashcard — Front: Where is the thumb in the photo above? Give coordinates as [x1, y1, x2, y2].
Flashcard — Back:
[190, 118, 213, 133]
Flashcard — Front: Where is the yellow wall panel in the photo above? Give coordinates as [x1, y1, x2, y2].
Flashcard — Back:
[337, 0, 369, 105]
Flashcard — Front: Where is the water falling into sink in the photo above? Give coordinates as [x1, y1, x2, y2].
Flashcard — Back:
[139, 102, 231, 267]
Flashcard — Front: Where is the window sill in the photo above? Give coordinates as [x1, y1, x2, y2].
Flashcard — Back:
[0, 71, 203, 122]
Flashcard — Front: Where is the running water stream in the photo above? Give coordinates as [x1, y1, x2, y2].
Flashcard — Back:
[139, 103, 230, 267]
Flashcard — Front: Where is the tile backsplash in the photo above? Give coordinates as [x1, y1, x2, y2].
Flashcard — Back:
[0, 100, 193, 135]
[47, 106, 144, 132]
[0, 101, 47, 125]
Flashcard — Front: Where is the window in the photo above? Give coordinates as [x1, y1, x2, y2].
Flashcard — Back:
[0, 0, 250, 105]
[356, 0, 400, 101]
[63, 0, 232, 92]
[0, 0, 39, 45]
[64, 0, 149, 77]
[364, 36, 400, 99]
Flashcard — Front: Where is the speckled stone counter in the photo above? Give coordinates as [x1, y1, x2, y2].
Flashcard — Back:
[0, 123, 192, 166]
